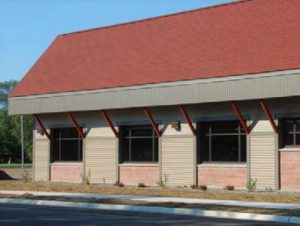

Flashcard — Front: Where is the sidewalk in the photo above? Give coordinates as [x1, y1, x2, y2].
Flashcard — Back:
[1, 190, 300, 210]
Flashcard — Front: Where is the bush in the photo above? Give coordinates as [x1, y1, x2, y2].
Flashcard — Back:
[224, 185, 234, 191]
[21, 170, 30, 183]
[114, 181, 125, 187]
[246, 178, 257, 192]
[138, 183, 146, 188]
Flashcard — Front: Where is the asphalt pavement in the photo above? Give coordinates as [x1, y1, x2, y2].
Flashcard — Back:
[0, 203, 296, 226]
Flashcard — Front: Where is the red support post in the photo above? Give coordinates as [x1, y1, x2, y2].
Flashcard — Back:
[33, 114, 50, 140]
[100, 110, 119, 138]
[259, 99, 278, 134]
[179, 105, 196, 136]
[230, 101, 250, 135]
[144, 107, 161, 137]
[67, 112, 85, 139]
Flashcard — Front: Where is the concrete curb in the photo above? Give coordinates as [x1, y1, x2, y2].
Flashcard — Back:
[1, 190, 300, 210]
[0, 198, 299, 225]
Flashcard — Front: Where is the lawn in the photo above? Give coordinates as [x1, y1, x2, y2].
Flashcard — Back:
[0, 163, 32, 168]
[0, 180, 299, 204]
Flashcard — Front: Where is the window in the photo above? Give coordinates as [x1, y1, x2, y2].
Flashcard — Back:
[50, 128, 82, 162]
[280, 118, 300, 147]
[198, 120, 246, 162]
[119, 125, 158, 163]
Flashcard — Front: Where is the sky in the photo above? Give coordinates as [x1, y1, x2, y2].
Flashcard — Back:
[0, 0, 230, 82]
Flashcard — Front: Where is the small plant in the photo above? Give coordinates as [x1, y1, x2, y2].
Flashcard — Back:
[199, 185, 207, 191]
[81, 169, 91, 185]
[138, 183, 146, 188]
[21, 170, 30, 183]
[156, 173, 168, 187]
[246, 178, 257, 192]
[265, 187, 273, 192]
[114, 181, 125, 187]
[224, 185, 235, 191]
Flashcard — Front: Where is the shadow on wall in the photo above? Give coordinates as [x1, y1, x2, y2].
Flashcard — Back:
[0, 170, 14, 180]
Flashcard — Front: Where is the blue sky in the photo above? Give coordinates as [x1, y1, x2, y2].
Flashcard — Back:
[0, 0, 230, 82]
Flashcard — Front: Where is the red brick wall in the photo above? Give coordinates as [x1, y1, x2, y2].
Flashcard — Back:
[51, 163, 83, 183]
[280, 151, 300, 191]
[198, 164, 247, 189]
[119, 164, 159, 186]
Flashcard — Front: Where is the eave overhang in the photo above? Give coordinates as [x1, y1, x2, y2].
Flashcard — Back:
[8, 69, 300, 115]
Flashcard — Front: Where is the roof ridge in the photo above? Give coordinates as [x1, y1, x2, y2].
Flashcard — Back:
[61, 0, 254, 36]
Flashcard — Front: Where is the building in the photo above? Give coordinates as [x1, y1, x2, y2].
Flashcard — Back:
[8, 0, 300, 191]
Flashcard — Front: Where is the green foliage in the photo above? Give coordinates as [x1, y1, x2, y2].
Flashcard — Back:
[0, 80, 33, 163]
[246, 178, 257, 192]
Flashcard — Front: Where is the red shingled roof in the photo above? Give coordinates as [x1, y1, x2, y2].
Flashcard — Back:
[10, 0, 300, 97]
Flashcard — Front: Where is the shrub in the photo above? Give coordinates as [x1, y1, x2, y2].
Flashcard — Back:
[114, 181, 125, 187]
[246, 178, 257, 192]
[81, 169, 91, 185]
[224, 185, 234, 191]
[138, 183, 146, 188]
[199, 185, 207, 191]
[21, 170, 30, 183]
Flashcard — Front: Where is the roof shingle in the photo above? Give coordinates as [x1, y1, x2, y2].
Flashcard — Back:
[10, 0, 300, 97]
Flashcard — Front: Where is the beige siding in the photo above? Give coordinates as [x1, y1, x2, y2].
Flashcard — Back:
[249, 134, 277, 190]
[161, 136, 194, 186]
[85, 137, 117, 184]
[33, 138, 50, 181]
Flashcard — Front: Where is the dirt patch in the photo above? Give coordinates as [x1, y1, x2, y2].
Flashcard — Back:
[0, 180, 299, 204]
[0, 168, 32, 180]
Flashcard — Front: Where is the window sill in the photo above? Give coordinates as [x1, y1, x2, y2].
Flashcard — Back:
[198, 162, 247, 168]
[119, 162, 158, 167]
[51, 162, 83, 165]
[279, 147, 300, 152]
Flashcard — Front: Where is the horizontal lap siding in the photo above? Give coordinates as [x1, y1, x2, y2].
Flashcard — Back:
[249, 134, 276, 190]
[33, 138, 50, 181]
[85, 137, 117, 184]
[161, 136, 194, 186]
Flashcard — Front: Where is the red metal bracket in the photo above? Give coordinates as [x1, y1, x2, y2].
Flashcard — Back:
[67, 112, 85, 139]
[230, 101, 250, 135]
[33, 114, 51, 140]
[179, 105, 196, 136]
[259, 99, 278, 133]
[100, 110, 119, 138]
[144, 107, 161, 137]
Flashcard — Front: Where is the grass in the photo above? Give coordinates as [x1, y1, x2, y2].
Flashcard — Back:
[0, 193, 299, 217]
[0, 180, 299, 204]
[0, 163, 32, 168]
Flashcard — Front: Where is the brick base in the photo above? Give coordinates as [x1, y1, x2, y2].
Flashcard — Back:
[119, 164, 159, 186]
[198, 164, 247, 189]
[51, 162, 83, 183]
[280, 151, 300, 191]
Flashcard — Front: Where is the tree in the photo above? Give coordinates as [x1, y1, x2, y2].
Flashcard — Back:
[0, 80, 33, 163]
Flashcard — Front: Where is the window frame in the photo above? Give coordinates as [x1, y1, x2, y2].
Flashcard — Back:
[197, 120, 247, 163]
[279, 118, 300, 148]
[50, 127, 83, 162]
[119, 124, 159, 163]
